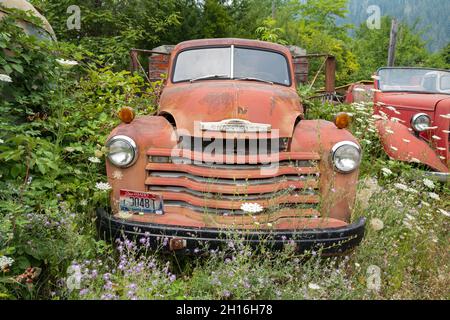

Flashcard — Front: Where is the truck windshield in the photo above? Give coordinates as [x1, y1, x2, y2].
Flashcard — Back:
[378, 68, 450, 94]
[173, 46, 291, 86]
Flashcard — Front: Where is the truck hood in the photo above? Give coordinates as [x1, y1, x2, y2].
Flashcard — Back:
[377, 92, 450, 111]
[159, 81, 302, 137]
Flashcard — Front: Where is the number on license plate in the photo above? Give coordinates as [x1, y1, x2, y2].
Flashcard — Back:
[119, 190, 164, 215]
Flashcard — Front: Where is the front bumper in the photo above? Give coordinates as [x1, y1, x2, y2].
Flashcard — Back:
[97, 209, 366, 255]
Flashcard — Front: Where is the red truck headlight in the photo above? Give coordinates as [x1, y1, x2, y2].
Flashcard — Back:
[106, 135, 138, 168]
[331, 141, 361, 173]
[411, 113, 431, 132]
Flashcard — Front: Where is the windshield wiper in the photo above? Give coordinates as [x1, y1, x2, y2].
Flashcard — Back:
[235, 77, 274, 85]
[189, 74, 230, 83]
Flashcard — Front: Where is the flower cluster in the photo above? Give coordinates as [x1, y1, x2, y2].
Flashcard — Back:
[56, 59, 79, 68]
[240, 203, 264, 213]
[0, 73, 12, 83]
[0, 256, 14, 271]
[95, 182, 112, 191]
[88, 156, 101, 164]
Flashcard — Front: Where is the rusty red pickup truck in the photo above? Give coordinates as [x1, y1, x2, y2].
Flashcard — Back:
[346, 67, 449, 181]
[97, 38, 366, 254]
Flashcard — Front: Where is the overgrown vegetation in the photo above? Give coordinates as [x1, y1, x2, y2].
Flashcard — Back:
[0, 0, 449, 300]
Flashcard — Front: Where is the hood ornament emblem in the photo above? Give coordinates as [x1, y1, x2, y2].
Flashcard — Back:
[200, 119, 272, 133]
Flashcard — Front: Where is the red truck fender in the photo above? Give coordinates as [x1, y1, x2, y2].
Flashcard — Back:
[375, 119, 449, 173]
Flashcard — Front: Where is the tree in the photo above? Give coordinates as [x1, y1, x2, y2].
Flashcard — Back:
[32, 0, 181, 68]
[272, 0, 359, 85]
[199, 0, 232, 38]
[351, 16, 437, 80]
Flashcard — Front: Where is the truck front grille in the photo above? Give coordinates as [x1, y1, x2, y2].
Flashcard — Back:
[145, 148, 321, 216]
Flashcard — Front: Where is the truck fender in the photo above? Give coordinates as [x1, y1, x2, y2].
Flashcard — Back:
[375, 119, 448, 173]
[105, 116, 178, 212]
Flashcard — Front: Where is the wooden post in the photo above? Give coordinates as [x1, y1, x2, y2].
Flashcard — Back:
[325, 56, 336, 94]
[387, 19, 399, 67]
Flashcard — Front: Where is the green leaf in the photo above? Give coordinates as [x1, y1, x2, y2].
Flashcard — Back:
[11, 63, 24, 74]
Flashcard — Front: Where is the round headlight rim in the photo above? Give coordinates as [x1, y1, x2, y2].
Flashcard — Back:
[106, 135, 138, 168]
[331, 141, 362, 174]
[410, 113, 431, 132]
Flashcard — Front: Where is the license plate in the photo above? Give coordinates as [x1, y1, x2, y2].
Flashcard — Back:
[119, 190, 164, 215]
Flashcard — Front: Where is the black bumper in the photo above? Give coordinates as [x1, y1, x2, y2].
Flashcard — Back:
[97, 209, 366, 255]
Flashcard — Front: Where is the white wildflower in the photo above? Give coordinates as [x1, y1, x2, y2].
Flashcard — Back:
[308, 283, 321, 290]
[364, 139, 372, 145]
[56, 58, 78, 68]
[0, 256, 14, 270]
[0, 139, 4, 144]
[428, 192, 440, 201]
[403, 220, 412, 230]
[386, 129, 394, 134]
[80, 200, 88, 206]
[386, 106, 400, 114]
[432, 135, 441, 141]
[65, 147, 76, 152]
[240, 203, 264, 213]
[438, 208, 450, 217]
[410, 158, 421, 164]
[390, 146, 398, 151]
[394, 183, 409, 191]
[421, 201, 430, 207]
[436, 147, 446, 151]
[0, 74, 12, 83]
[267, 223, 273, 227]
[370, 218, 384, 231]
[88, 156, 101, 163]
[381, 168, 393, 176]
[423, 179, 435, 189]
[96, 182, 112, 191]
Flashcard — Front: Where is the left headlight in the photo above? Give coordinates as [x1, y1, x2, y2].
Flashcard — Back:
[331, 141, 361, 173]
[411, 113, 431, 132]
[106, 135, 138, 168]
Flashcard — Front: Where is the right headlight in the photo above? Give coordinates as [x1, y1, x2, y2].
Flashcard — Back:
[106, 135, 138, 168]
[331, 141, 361, 173]
[411, 113, 431, 132]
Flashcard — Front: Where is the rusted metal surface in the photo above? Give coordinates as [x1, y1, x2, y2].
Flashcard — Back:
[106, 39, 361, 231]
[159, 81, 303, 137]
[375, 119, 448, 172]
[373, 75, 450, 171]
